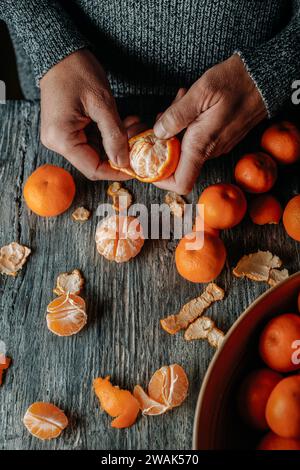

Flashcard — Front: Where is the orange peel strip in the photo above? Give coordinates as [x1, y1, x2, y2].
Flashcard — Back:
[233, 250, 283, 282]
[160, 283, 224, 334]
[93, 376, 139, 429]
[184, 316, 225, 348]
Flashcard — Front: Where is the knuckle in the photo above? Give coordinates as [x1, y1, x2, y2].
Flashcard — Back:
[40, 124, 59, 150]
[85, 168, 99, 181]
[94, 87, 113, 108]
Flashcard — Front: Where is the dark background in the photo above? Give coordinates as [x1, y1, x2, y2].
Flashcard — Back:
[0, 21, 23, 99]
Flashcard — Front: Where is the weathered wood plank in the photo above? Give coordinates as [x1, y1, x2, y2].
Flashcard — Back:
[0, 100, 299, 450]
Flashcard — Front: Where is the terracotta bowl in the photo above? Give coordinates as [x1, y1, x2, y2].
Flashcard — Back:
[193, 271, 300, 450]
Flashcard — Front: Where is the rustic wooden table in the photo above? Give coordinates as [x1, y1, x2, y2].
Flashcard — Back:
[0, 100, 299, 450]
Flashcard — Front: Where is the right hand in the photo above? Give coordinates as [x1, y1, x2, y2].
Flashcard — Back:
[40, 48, 136, 181]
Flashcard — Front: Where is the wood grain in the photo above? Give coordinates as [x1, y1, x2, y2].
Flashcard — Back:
[0, 100, 299, 450]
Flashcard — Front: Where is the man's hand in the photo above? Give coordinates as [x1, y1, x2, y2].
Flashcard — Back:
[153, 54, 268, 194]
[40, 49, 133, 181]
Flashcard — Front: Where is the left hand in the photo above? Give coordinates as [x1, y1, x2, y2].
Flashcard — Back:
[153, 54, 268, 194]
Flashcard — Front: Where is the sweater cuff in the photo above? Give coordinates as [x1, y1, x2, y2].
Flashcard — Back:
[235, 12, 300, 117]
[3, 1, 90, 85]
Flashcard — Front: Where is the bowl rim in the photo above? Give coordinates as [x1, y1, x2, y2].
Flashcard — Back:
[192, 270, 300, 450]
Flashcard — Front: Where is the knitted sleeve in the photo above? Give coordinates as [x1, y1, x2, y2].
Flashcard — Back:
[235, 3, 300, 117]
[0, 0, 89, 85]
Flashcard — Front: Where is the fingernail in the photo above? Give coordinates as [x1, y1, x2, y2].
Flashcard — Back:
[153, 120, 167, 139]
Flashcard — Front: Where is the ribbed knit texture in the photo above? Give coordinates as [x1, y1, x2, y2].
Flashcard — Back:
[1, 0, 300, 116]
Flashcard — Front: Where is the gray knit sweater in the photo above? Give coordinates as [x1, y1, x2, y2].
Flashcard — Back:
[1, 0, 300, 116]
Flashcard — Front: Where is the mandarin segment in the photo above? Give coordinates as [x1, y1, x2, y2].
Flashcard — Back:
[133, 385, 169, 416]
[23, 164, 76, 217]
[95, 215, 144, 263]
[23, 402, 68, 440]
[93, 376, 140, 428]
[147, 364, 189, 409]
[46, 293, 87, 336]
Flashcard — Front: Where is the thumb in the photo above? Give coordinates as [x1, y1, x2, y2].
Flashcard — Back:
[153, 87, 198, 139]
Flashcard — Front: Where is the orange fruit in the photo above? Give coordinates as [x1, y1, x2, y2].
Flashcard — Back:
[46, 293, 87, 336]
[266, 376, 300, 438]
[257, 432, 300, 450]
[237, 369, 282, 430]
[198, 183, 247, 229]
[23, 402, 68, 440]
[175, 231, 226, 283]
[93, 376, 139, 428]
[192, 215, 220, 237]
[283, 195, 300, 242]
[133, 364, 189, 416]
[249, 194, 282, 225]
[0, 356, 11, 386]
[259, 313, 300, 372]
[95, 215, 144, 263]
[261, 121, 300, 165]
[298, 291, 300, 313]
[23, 164, 76, 217]
[234, 152, 277, 193]
[110, 129, 180, 182]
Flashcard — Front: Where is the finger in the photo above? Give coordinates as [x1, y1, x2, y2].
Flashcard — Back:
[123, 115, 141, 128]
[155, 106, 227, 194]
[85, 90, 129, 168]
[126, 121, 148, 139]
[42, 124, 131, 181]
[155, 88, 187, 123]
[153, 87, 198, 139]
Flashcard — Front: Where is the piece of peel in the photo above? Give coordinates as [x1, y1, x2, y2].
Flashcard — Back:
[165, 192, 186, 218]
[268, 268, 289, 287]
[107, 182, 132, 212]
[184, 316, 215, 341]
[72, 207, 91, 222]
[207, 327, 225, 348]
[0, 356, 11, 386]
[0, 242, 31, 276]
[133, 385, 169, 415]
[53, 269, 84, 296]
[233, 251, 282, 282]
[184, 316, 225, 348]
[160, 283, 224, 334]
[93, 376, 139, 429]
